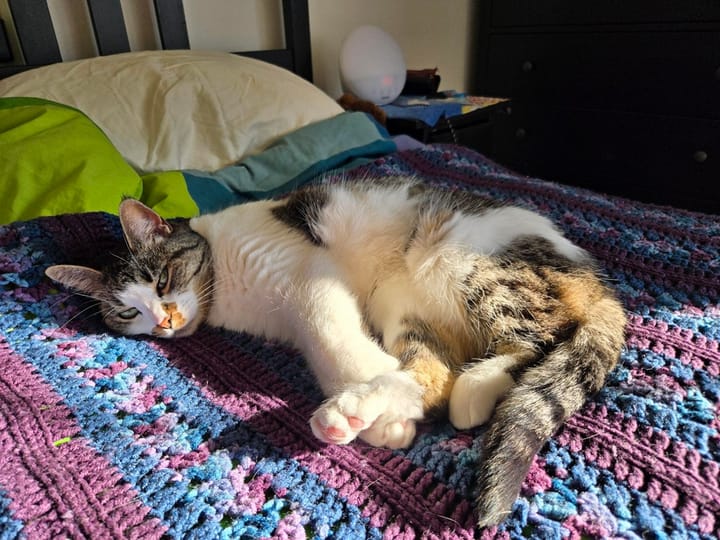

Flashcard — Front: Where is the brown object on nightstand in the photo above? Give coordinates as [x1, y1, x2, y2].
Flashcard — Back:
[385, 97, 510, 158]
[338, 93, 387, 125]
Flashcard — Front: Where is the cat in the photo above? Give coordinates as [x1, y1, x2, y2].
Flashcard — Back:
[45, 177, 626, 528]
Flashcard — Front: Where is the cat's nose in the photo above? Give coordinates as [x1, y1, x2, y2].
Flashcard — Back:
[158, 316, 172, 329]
[158, 303, 177, 328]
[156, 302, 185, 331]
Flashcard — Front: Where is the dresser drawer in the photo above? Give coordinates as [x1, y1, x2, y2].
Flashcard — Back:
[491, 0, 720, 27]
[492, 105, 720, 212]
[484, 32, 720, 119]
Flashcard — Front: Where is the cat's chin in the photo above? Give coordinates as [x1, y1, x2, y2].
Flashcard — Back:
[151, 328, 176, 338]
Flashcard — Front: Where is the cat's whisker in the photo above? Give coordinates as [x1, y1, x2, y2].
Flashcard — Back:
[56, 300, 100, 331]
[196, 279, 219, 297]
[48, 291, 104, 314]
[110, 251, 132, 265]
[431, 512, 462, 528]
[47, 293, 75, 311]
[194, 282, 219, 307]
[70, 291, 104, 302]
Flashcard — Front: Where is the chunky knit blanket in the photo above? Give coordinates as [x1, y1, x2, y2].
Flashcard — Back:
[1, 145, 718, 540]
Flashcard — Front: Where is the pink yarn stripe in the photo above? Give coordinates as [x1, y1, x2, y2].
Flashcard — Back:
[626, 315, 720, 374]
[0, 339, 166, 539]
[155, 337, 476, 537]
[560, 404, 719, 535]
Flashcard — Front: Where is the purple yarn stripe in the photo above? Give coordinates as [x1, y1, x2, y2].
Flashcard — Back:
[626, 315, 720, 371]
[0, 339, 166, 539]
[560, 406, 719, 535]
[152, 335, 477, 536]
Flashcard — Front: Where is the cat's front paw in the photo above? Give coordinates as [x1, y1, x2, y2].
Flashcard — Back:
[310, 371, 424, 449]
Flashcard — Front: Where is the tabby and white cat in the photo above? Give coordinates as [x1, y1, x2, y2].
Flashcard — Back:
[46, 177, 626, 527]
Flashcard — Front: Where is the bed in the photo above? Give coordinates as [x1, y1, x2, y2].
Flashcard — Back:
[0, 2, 718, 539]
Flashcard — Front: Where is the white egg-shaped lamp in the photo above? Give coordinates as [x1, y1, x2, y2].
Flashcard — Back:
[339, 25, 406, 105]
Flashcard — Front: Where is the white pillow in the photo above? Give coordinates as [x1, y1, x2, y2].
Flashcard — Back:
[0, 50, 343, 172]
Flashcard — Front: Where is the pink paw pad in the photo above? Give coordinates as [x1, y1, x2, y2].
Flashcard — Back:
[324, 426, 348, 441]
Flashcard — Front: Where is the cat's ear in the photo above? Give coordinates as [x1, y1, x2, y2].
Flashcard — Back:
[45, 265, 105, 298]
[119, 199, 172, 251]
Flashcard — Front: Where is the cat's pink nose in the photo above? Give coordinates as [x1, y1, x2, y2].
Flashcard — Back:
[158, 316, 172, 329]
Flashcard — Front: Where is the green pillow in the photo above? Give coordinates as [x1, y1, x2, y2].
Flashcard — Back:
[0, 97, 143, 224]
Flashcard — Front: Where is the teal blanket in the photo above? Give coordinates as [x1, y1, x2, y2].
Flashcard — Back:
[184, 111, 396, 213]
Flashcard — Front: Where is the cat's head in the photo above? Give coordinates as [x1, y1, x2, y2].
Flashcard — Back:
[45, 199, 214, 338]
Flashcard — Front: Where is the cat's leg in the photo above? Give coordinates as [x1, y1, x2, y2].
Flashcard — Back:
[311, 277, 440, 449]
[288, 257, 411, 445]
[312, 314, 459, 449]
[310, 369, 425, 448]
[290, 264, 401, 394]
[359, 316, 459, 447]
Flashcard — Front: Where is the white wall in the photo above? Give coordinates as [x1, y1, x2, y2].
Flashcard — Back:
[0, 0, 473, 98]
[309, 0, 473, 98]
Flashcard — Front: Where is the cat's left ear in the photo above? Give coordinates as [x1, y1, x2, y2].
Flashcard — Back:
[45, 265, 106, 298]
[119, 199, 172, 251]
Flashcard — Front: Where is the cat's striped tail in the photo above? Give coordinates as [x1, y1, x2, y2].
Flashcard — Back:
[474, 295, 626, 528]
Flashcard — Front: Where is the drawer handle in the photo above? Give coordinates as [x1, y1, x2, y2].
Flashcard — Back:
[521, 60, 534, 73]
[693, 150, 708, 163]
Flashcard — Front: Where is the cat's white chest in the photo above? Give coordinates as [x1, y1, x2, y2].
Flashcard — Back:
[190, 202, 310, 341]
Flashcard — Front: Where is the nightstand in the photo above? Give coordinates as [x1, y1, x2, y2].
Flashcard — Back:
[384, 95, 510, 157]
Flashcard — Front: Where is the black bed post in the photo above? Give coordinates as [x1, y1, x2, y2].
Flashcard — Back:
[282, 0, 313, 82]
[86, 0, 131, 55]
[154, 0, 190, 50]
[0, 19, 11, 62]
[8, 0, 61, 65]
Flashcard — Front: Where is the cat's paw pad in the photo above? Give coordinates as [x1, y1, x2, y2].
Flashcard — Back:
[310, 371, 424, 448]
[310, 385, 379, 444]
[358, 416, 417, 449]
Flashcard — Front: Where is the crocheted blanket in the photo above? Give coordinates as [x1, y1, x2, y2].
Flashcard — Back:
[1, 146, 718, 539]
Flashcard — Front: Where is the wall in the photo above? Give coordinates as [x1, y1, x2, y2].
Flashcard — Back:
[0, 0, 473, 98]
[309, 0, 473, 97]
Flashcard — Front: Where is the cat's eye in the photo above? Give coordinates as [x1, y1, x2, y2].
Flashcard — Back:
[157, 267, 170, 296]
[118, 307, 140, 320]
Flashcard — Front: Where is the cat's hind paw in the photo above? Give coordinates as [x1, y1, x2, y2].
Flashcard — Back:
[310, 371, 424, 449]
[449, 356, 515, 430]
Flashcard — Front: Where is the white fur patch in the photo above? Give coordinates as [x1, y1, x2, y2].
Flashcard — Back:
[448, 207, 588, 262]
[449, 354, 517, 429]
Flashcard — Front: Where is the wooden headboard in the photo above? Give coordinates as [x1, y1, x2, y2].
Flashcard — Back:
[0, 0, 312, 81]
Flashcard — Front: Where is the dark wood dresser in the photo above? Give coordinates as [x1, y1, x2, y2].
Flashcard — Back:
[472, 1, 720, 213]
